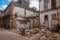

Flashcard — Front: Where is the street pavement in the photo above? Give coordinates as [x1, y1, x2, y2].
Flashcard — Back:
[0, 28, 29, 40]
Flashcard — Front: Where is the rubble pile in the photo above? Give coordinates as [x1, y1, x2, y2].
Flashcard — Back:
[5, 27, 60, 40]
[18, 27, 60, 40]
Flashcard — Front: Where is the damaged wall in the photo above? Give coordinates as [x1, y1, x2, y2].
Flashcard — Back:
[40, 10, 58, 29]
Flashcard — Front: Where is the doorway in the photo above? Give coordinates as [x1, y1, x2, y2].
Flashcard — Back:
[44, 15, 49, 28]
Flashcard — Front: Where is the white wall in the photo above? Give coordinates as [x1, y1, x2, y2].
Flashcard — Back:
[13, 6, 36, 17]
[40, 10, 57, 28]
[13, 6, 36, 28]
[13, 7, 25, 16]
[26, 10, 36, 17]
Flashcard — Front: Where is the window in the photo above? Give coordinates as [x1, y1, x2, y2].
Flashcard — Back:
[44, 15, 48, 21]
[52, 14, 57, 20]
[51, 0, 56, 9]
[44, 0, 48, 10]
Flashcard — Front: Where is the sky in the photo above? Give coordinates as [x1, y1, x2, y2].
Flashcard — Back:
[30, 0, 39, 11]
[0, 0, 11, 11]
[0, 0, 39, 11]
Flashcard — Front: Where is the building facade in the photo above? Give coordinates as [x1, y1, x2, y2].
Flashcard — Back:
[0, 1, 39, 29]
[39, 0, 60, 29]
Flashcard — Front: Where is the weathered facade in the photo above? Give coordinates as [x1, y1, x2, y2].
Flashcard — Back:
[39, 0, 60, 29]
[0, 1, 39, 29]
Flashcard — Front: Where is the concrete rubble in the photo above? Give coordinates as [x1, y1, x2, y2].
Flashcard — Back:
[11, 27, 60, 40]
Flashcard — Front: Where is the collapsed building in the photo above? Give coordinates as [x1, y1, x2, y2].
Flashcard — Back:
[0, 0, 40, 29]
